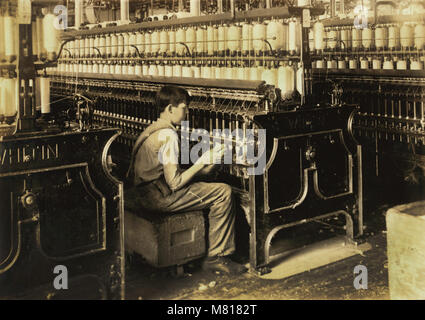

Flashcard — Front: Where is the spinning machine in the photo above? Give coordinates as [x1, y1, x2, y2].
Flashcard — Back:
[48, 0, 365, 274]
[0, 0, 124, 299]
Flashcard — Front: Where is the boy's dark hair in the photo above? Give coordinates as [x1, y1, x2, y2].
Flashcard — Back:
[155, 85, 191, 117]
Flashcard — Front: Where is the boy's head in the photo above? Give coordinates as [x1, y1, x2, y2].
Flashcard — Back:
[155, 85, 190, 125]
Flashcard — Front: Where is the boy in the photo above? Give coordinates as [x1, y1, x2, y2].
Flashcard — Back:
[126, 85, 245, 274]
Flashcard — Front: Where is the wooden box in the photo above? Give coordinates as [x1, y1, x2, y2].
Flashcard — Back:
[125, 210, 206, 267]
[386, 201, 425, 300]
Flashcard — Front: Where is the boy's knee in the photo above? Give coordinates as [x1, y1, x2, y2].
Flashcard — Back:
[217, 183, 232, 197]
[217, 183, 233, 206]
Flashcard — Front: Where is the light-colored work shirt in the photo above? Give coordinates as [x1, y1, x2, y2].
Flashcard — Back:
[134, 119, 184, 191]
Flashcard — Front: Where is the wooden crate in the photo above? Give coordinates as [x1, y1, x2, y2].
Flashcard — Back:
[125, 210, 206, 267]
[386, 201, 425, 300]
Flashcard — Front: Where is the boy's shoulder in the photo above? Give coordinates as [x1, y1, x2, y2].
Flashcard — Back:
[147, 127, 178, 146]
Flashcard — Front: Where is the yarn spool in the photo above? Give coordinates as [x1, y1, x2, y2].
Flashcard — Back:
[242, 22, 253, 54]
[42, 13, 60, 60]
[396, 59, 407, 70]
[165, 65, 173, 77]
[135, 63, 142, 76]
[352, 28, 362, 49]
[383, 59, 394, 70]
[151, 30, 160, 55]
[278, 65, 295, 100]
[261, 68, 276, 86]
[99, 35, 106, 57]
[249, 67, 260, 80]
[145, 32, 152, 55]
[207, 26, 216, 55]
[388, 25, 400, 49]
[414, 24, 425, 49]
[288, 19, 300, 53]
[400, 23, 414, 48]
[90, 36, 96, 57]
[176, 28, 186, 55]
[296, 64, 304, 96]
[202, 66, 212, 79]
[217, 25, 228, 53]
[372, 59, 382, 70]
[362, 27, 373, 50]
[142, 64, 149, 75]
[309, 28, 315, 51]
[315, 60, 325, 69]
[228, 24, 242, 54]
[267, 20, 286, 52]
[253, 23, 266, 53]
[129, 33, 137, 56]
[196, 27, 205, 54]
[314, 21, 325, 51]
[123, 33, 130, 57]
[410, 59, 424, 70]
[136, 32, 145, 55]
[111, 33, 118, 57]
[349, 59, 358, 69]
[192, 66, 201, 78]
[84, 37, 90, 58]
[148, 64, 158, 76]
[173, 64, 182, 77]
[128, 64, 135, 75]
[182, 66, 193, 78]
[155, 64, 163, 76]
[340, 28, 351, 49]
[169, 30, 176, 55]
[39, 77, 51, 114]
[1, 78, 18, 117]
[327, 29, 338, 50]
[117, 33, 124, 57]
[186, 27, 196, 53]
[360, 59, 369, 69]
[375, 26, 388, 50]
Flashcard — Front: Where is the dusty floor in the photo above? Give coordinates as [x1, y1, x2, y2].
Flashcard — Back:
[125, 206, 391, 300]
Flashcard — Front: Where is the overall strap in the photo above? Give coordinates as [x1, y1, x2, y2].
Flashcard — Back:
[125, 121, 175, 184]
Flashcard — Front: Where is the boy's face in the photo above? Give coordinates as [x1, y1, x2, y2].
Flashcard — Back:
[170, 102, 188, 125]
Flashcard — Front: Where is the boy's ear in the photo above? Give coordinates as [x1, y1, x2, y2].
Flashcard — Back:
[166, 104, 173, 113]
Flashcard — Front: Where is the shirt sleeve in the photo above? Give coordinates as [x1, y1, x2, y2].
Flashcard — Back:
[158, 129, 183, 192]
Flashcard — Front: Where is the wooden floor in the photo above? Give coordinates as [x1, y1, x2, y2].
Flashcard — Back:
[125, 208, 390, 300]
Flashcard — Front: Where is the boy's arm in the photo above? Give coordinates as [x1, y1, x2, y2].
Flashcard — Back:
[160, 133, 224, 191]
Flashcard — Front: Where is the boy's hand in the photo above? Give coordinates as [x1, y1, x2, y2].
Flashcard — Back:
[199, 164, 217, 176]
[195, 144, 225, 165]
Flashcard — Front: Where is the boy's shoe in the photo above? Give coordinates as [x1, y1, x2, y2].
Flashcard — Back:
[202, 256, 247, 275]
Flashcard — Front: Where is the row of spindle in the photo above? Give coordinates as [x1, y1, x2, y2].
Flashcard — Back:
[62, 18, 303, 58]
[310, 21, 425, 51]
[49, 61, 303, 99]
[312, 55, 425, 70]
